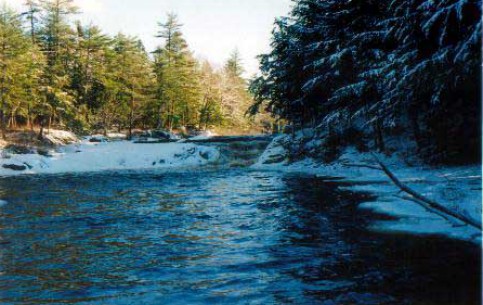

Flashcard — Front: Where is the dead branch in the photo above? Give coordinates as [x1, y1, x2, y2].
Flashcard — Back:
[394, 194, 463, 227]
[372, 154, 482, 231]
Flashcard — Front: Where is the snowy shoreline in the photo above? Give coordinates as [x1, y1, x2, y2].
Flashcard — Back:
[253, 135, 482, 243]
[0, 138, 221, 177]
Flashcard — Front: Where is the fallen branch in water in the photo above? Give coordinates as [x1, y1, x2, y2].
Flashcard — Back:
[340, 157, 482, 230]
[371, 154, 482, 231]
[394, 194, 463, 227]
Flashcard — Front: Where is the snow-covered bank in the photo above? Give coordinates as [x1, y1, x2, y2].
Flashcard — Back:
[254, 134, 482, 243]
[0, 140, 220, 176]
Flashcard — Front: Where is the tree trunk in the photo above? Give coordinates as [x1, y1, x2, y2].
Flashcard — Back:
[48, 114, 52, 133]
[377, 123, 385, 152]
[156, 105, 162, 129]
[0, 109, 6, 140]
[128, 94, 134, 140]
[411, 112, 422, 152]
[373, 120, 385, 152]
[27, 104, 33, 131]
[102, 112, 108, 136]
[38, 116, 44, 140]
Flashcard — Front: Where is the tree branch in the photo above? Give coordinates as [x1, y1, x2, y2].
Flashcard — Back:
[394, 194, 463, 227]
[371, 154, 482, 231]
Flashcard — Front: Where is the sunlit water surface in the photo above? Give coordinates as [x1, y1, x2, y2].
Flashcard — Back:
[0, 169, 479, 304]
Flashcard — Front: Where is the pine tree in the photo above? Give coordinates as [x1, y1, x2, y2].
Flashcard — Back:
[23, 0, 41, 44]
[0, 6, 45, 138]
[154, 13, 201, 130]
[70, 22, 112, 130]
[37, 0, 79, 137]
[112, 34, 153, 139]
[250, 0, 481, 163]
[221, 49, 253, 129]
[225, 49, 244, 78]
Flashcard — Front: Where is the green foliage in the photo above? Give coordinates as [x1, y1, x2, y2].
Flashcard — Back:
[0, 6, 45, 137]
[0, 3, 260, 137]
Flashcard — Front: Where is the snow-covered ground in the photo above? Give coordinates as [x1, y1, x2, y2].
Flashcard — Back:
[190, 130, 217, 140]
[254, 134, 482, 243]
[0, 139, 220, 176]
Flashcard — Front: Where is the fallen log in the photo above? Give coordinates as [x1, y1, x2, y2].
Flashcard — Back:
[394, 194, 462, 227]
[371, 154, 482, 231]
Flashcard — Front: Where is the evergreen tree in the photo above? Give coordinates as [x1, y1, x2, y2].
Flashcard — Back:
[225, 48, 244, 78]
[22, 0, 41, 44]
[37, 0, 79, 137]
[70, 22, 111, 130]
[222, 49, 253, 128]
[0, 6, 45, 138]
[0, 5, 259, 137]
[112, 34, 153, 139]
[250, 0, 481, 163]
[154, 13, 201, 130]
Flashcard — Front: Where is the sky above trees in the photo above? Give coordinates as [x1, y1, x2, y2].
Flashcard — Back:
[3, 0, 292, 77]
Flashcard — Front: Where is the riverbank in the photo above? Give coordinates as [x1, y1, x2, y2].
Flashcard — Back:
[253, 134, 482, 243]
[0, 130, 220, 176]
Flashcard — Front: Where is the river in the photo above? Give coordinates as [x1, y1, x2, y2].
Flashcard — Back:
[0, 168, 479, 304]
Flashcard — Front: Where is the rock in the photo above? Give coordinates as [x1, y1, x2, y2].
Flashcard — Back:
[262, 154, 286, 164]
[134, 138, 170, 144]
[89, 136, 106, 143]
[4, 144, 35, 155]
[37, 148, 54, 157]
[2, 164, 27, 171]
[199, 151, 211, 160]
[106, 133, 127, 140]
[141, 130, 181, 141]
[42, 130, 79, 145]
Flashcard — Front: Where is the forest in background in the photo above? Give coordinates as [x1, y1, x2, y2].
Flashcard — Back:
[249, 0, 481, 164]
[0, 0, 265, 140]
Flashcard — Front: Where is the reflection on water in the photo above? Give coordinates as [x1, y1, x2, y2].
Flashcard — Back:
[0, 169, 479, 304]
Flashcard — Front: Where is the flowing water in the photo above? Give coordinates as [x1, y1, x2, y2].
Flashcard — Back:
[0, 168, 479, 304]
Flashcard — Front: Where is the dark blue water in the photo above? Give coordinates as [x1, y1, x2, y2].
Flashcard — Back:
[0, 169, 479, 304]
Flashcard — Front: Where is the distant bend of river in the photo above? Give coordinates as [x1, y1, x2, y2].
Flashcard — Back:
[0, 168, 479, 304]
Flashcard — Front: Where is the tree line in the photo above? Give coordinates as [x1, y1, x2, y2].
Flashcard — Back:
[249, 0, 481, 164]
[0, 0, 257, 140]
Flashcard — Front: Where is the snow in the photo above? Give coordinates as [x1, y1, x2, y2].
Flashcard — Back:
[256, 135, 288, 165]
[188, 130, 217, 141]
[0, 140, 221, 176]
[87, 133, 128, 142]
[253, 134, 482, 243]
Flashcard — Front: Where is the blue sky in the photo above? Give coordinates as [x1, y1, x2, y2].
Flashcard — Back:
[4, 0, 292, 76]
